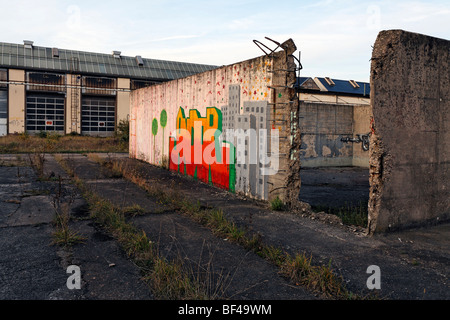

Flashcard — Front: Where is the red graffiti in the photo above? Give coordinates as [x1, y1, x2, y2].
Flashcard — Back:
[169, 138, 232, 190]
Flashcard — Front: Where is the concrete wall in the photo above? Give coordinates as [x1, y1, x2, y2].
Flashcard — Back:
[352, 105, 371, 167]
[368, 30, 450, 233]
[299, 102, 370, 168]
[130, 40, 300, 202]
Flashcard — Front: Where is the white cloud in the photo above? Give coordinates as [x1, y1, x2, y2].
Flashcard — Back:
[0, 0, 448, 82]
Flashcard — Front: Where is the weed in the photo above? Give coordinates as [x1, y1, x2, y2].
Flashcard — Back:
[51, 203, 86, 247]
[258, 245, 286, 267]
[270, 196, 285, 211]
[122, 204, 146, 217]
[280, 252, 312, 282]
[115, 119, 129, 143]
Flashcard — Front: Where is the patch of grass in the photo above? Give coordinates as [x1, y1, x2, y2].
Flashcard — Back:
[122, 204, 146, 217]
[280, 254, 350, 299]
[0, 134, 128, 154]
[336, 201, 368, 227]
[51, 204, 86, 247]
[312, 201, 368, 227]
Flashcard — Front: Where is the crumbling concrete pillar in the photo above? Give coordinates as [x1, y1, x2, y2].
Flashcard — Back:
[368, 30, 450, 233]
[267, 39, 302, 207]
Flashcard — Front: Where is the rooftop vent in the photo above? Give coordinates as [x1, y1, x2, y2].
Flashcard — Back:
[112, 51, 121, 59]
[136, 55, 144, 66]
[23, 40, 34, 49]
[349, 80, 360, 88]
[324, 77, 335, 86]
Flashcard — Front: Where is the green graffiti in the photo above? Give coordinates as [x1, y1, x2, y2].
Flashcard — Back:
[152, 118, 158, 163]
[152, 118, 158, 136]
[160, 109, 167, 128]
[160, 110, 167, 156]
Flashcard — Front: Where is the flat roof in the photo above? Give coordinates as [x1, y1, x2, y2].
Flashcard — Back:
[0, 41, 217, 81]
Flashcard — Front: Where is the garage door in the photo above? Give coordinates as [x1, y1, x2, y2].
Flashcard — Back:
[26, 94, 65, 134]
[0, 90, 7, 136]
[81, 96, 115, 136]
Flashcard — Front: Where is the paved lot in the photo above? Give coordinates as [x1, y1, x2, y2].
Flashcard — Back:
[0, 153, 448, 301]
[299, 167, 370, 209]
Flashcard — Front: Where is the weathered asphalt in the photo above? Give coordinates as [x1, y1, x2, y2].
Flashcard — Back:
[0, 153, 448, 301]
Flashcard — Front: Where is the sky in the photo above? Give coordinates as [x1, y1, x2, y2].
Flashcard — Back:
[0, 0, 449, 82]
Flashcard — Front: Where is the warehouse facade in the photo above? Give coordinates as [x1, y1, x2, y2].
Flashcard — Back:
[296, 76, 371, 168]
[0, 40, 216, 136]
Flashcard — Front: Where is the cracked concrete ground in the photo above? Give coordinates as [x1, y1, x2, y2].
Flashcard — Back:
[0, 153, 448, 300]
[0, 154, 152, 300]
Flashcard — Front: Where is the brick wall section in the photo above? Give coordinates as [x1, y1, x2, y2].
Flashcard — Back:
[368, 30, 450, 233]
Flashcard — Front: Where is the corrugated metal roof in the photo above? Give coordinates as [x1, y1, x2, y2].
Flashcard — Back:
[316, 77, 370, 96]
[296, 77, 370, 97]
[0, 42, 217, 81]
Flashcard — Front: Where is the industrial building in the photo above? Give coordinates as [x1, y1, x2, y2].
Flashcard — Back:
[0, 40, 216, 136]
[296, 76, 371, 168]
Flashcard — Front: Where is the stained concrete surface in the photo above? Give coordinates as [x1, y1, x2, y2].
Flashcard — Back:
[368, 30, 450, 233]
[0, 153, 448, 300]
[0, 155, 152, 300]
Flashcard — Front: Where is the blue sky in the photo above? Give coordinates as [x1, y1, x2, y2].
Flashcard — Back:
[1, 0, 449, 82]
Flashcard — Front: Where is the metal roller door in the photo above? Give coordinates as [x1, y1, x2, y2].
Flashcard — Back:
[81, 96, 115, 136]
[26, 94, 65, 134]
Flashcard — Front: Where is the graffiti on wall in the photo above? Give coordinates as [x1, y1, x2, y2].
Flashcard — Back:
[167, 85, 274, 199]
[131, 55, 278, 200]
[169, 106, 236, 192]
